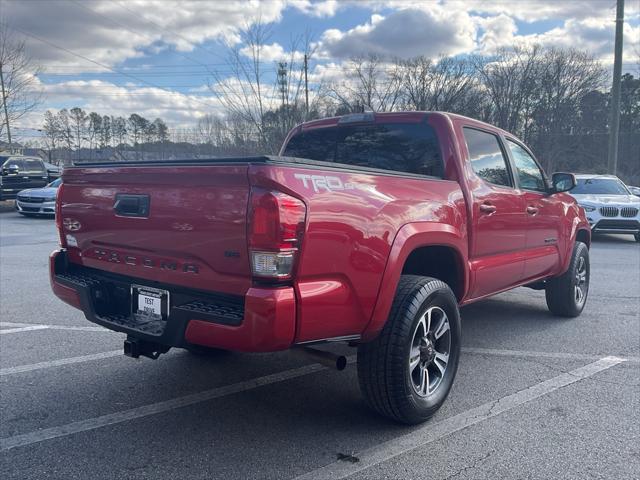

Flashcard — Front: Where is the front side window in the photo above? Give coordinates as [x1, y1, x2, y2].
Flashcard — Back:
[2, 158, 25, 173]
[283, 122, 443, 177]
[463, 128, 512, 187]
[506, 140, 547, 192]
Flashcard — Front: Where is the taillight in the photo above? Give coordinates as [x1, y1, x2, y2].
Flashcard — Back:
[55, 183, 66, 247]
[248, 187, 306, 280]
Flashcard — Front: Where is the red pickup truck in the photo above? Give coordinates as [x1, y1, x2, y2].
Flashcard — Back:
[50, 112, 591, 424]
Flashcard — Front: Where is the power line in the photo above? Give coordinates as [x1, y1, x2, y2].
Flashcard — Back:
[12, 26, 222, 111]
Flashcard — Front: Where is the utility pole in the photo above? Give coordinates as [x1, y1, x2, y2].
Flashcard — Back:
[0, 62, 12, 146]
[277, 62, 288, 134]
[607, 0, 624, 175]
[304, 54, 309, 119]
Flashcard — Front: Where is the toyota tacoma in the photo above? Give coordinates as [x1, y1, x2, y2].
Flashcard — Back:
[50, 112, 591, 424]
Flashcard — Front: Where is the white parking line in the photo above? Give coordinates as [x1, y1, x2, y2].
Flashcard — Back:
[0, 323, 110, 334]
[0, 325, 50, 335]
[463, 347, 640, 363]
[293, 356, 625, 480]
[0, 350, 123, 376]
[0, 361, 332, 451]
[0, 356, 625, 453]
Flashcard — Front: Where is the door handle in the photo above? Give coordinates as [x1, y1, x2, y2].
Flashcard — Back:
[526, 206, 539, 215]
[479, 204, 497, 214]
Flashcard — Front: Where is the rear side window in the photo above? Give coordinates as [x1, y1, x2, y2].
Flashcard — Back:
[283, 123, 443, 177]
[463, 128, 512, 187]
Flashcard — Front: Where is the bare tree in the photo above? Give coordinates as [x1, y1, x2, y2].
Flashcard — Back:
[398, 56, 486, 117]
[210, 21, 320, 152]
[69, 107, 87, 159]
[472, 45, 544, 139]
[0, 23, 42, 144]
[209, 21, 272, 148]
[87, 112, 102, 159]
[529, 48, 607, 171]
[42, 110, 61, 162]
[329, 54, 403, 113]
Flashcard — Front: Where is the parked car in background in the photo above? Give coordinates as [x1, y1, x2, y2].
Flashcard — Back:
[628, 185, 640, 197]
[568, 174, 640, 242]
[0, 156, 60, 200]
[15, 177, 62, 216]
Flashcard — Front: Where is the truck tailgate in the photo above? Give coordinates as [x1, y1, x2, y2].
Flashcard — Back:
[60, 164, 252, 296]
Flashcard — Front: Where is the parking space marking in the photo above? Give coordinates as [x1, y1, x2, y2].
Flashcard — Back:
[0, 325, 50, 335]
[0, 351, 123, 376]
[0, 322, 111, 334]
[0, 360, 340, 451]
[463, 347, 640, 363]
[293, 356, 625, 480]
[0, 356, 625, 453]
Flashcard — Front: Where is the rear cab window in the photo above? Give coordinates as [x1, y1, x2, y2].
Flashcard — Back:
[463, 127, 513, 187]
[282, 121, 443, 178]
[23, 159, 46, 175]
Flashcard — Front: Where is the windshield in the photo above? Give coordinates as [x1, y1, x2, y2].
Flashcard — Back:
[570, 178, 630, 195]
[48, 178, 62, 188]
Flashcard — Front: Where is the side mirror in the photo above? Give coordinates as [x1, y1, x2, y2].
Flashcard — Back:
[551, 172, 576, 193]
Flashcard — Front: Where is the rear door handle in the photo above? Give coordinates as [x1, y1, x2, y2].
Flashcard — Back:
[479, 204, 497, 214]
[526, 206, 539, 215]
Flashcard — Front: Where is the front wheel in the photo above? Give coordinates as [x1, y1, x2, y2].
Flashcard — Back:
[545, 242, 590, 317]
[357, 275, 461, 424]
[635, 233, 640, 243]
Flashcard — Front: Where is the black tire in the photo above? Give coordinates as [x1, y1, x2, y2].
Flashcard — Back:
[357, 275, 461, 424]
[545, 241, 590, 317]
[635, 233, 640, 243]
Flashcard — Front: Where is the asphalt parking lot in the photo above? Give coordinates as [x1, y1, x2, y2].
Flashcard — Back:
[1, 208, 638, 480]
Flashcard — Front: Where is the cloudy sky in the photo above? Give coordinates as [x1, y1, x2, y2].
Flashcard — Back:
[3, 0, 639, 139]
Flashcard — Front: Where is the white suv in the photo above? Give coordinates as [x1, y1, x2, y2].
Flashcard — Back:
[568, 174, 640, 242]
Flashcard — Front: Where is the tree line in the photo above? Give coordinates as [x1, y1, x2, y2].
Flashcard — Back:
[41, 108, 169, 161]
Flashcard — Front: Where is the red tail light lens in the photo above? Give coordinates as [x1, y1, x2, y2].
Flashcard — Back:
[55, 182, 66, 247]
[249, 187, 306, 279]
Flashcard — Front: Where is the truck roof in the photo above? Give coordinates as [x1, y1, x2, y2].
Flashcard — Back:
[296, 111, 514, 137]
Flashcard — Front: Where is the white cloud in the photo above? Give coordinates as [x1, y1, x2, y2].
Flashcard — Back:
[319, 8, 476, 59]
[28, 80, 223, 128]
[240, 42, 305, 63]
[5, 0, 287, 69]
[287, 0, 341, 18]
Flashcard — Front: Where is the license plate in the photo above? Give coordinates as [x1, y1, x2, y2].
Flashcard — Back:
[132, 285, 169, 319]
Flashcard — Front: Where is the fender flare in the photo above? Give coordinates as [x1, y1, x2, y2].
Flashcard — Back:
[560, 216, 591, 274]
[361, 222, 468, 341]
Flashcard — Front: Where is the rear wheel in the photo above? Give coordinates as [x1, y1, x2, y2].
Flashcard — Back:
[545, 242, 589, 317]
[357, 275, 461, 424]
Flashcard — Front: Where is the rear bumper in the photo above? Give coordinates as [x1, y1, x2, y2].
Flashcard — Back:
[49, 249, 296, 352]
